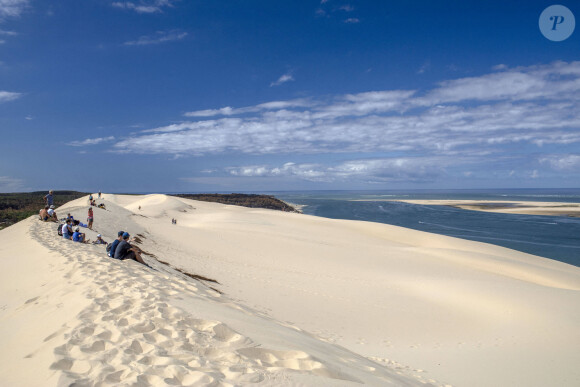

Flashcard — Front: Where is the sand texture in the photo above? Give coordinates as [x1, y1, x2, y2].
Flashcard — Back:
[1, 193, 579, 386]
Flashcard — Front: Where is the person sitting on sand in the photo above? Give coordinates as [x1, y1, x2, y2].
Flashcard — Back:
[108, 231, 124, 258]
[47, 205, 58, 222]
[62, 220, 73, 240]
[114, 232, 147, 265]
[66, 213, 75, 223]
[92, 234, 107, 245]
[72, 226, 88, 243]
[87, 207, 94, 229]
[39, 206, 49, 221]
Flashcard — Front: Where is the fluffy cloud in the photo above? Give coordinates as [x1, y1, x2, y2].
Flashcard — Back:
[71, 61, 580, 183]
[124, 30, 187, 46]
[270, 73, 294, 87]
[225, 158, 450, 183]
[0, 0, 28, 19]
[0, 90, 21, 103]
[67, 136, 115, 147]
[112, 0, 175, 14]
[539, 155, 580, 170]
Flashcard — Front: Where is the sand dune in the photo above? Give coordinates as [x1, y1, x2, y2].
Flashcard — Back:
[1, 193, 579, 386]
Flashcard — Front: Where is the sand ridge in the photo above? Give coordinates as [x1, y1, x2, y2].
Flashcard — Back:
[0, 195, 432, 386]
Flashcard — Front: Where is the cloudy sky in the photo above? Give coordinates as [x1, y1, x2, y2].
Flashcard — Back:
[1, 0, 579, 192]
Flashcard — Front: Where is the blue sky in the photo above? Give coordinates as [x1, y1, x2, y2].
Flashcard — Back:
[0, 0, 579, 193]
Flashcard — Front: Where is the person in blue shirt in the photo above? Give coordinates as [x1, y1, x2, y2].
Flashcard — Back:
[72, 227, 88, 243]
[108, 231, 124, 258]
[44, 190, 54, 207]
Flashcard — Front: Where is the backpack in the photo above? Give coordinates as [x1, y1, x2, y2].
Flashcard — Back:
[57, 223, 63, 236]
[106, 243, 112, 253]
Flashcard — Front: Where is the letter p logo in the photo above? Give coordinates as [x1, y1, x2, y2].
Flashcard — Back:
[550, 15, 565, 30]
[540, 5, 575, 41]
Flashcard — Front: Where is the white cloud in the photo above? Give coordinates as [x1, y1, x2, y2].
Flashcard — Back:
[74, 61, 580, 183]
[184, 99, 311, 118]
[0, 29, 17, 35]
[124, 30, 187, 46]
[224, 158, 448, 183]
[0, 0, 28, 19]
[270, 73, 294, 87]
[112, 0, 175, 14]
[0, 90, 21, 103]
[67, 136, 115, 147]
[539, 155, 580, 170]
[344, 18, 359, 24]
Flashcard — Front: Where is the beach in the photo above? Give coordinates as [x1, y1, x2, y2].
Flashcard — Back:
[379, 200, 580, 217]
[1, 194, 579, 386]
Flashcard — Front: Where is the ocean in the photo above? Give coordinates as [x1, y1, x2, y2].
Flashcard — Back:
[274, 189, 580, 267]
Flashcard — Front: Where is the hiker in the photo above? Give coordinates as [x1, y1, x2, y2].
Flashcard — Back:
[62, 220, 73, 240]
[87, 207, 94, 229]
[114, 232, 147, 265]
[47, 205, 58, 222]
[44, 190, 54, 207]
[88, 194, 93, 204]
[108, 231, 124, 258]
[98, 190, 101, 199]
[72, 226, 88, 243]
[93, 234, 107, 245]
[39, 206, 49, 221]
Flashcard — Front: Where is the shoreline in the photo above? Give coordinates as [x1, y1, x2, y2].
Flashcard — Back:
[351, 199, 580, 217]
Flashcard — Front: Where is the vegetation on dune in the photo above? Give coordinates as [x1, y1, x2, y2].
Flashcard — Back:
[0, 191, 89, 230]
[173, 193, 297, 212]
[173, 193, 298, 212]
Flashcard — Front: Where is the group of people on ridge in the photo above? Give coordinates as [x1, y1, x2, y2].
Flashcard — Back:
[45, 190, 148, 267]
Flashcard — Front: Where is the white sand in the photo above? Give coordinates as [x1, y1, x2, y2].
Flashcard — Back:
[1, 194, 579, 386]
[377, 199, 580, 217]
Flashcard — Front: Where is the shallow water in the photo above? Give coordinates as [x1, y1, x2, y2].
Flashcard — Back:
[275, 189, 580, 267]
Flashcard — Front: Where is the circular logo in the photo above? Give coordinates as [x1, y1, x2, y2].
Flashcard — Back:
[539, 5, 575, 41]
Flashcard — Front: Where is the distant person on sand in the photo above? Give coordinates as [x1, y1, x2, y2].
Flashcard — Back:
[44, 190, 54, 207]
[47, 205, 58, 222]
[66, 213, 74, 223]
[72, 226, 88, 243]
[138, 205, 141, 210]
[114, 232, 147, 265]
[88, 194, 93, 204]
[62, 220, 73, 240]
[93, 234, 107, 245]
[39, 206, 49, 221]
[108, 231, 124, 258]
[87, 207, 94, 229]
[98, 190, 101, 199]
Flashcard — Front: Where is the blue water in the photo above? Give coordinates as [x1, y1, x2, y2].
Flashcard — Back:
[273, 189, 580, 267]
